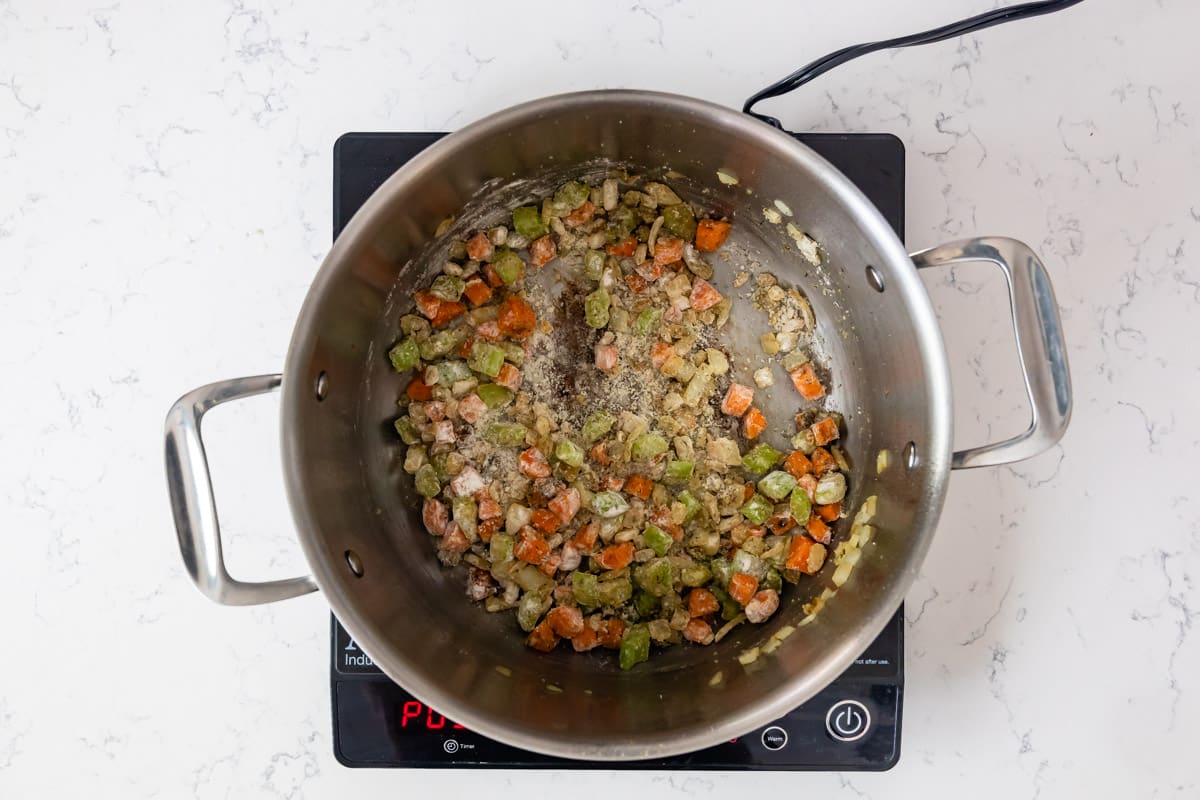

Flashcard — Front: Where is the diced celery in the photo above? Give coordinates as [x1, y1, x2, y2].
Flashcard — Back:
[583, 249, 605, 280]
[582, 410, 615, 442]
[419, 328, 466, 361]
[634, 590, 660, 618]
[403, 445, 427, 474]
[677, 490, 702, 522]
[491, 248, 524, 285]
[483, 422, 527, 447]
[584, 288, 611, 329]
[597, 575, 632, 606]
[388, 337, 420, 371]
[679, 562, 712, 587]
[619, 623, 651, 670]
[476, 383, 515, 409]
[634, 558, 674, 597]
[430, 274, 465, 301]
[430, 451, 450, 481]
[814, 472, 847, 505]
[506, 504, 533, 536]
[642, 524, 673, 556]
[591, 491, 629, 518]
[634, 306, 662, 336]
[513, 563, 553, 593]
[512, 205, 548, 239]
[741, 443, 781, 475]
[763, 567, 783, 592]
[554, 438, 585, 468]
[553, 181, 590, 214]
[732, 549, 767, 580]
[499, 341, 525, 366]
[662, 203, 697, 241]
[434, 359, 473, 384]
[517, 592, 551, 633]
[630, 432, 669, 461]
[414, 464, 440, 498]
[448, 239, 468, 261]
[400, 314, 429, 336]
[758, 470, 798, 501]
[712, 585, 741, 621]
[393, 416, 420, 444]
[468, 342, 506, 378]
[791, 428, 817, 455]
[789, 487, 812, 522]
[452, 496, 478, 539]
[710, 556, 734, 587]
[664, 460, 695, 484]
[607, 206, 636, 241]
[572, 571, 601, 608]
[740, 493, 772, 524]
[489, 532, 514, 564]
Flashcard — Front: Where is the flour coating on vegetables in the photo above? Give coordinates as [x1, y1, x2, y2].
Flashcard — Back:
[388, 173, 850, 669]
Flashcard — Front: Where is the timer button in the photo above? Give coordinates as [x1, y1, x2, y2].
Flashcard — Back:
[825, 700, 871, 742]
[760, 725, 788, 751]
[443, 739, 460, 754]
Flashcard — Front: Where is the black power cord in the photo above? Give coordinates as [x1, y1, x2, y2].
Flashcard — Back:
[743, 0, 1087, 128]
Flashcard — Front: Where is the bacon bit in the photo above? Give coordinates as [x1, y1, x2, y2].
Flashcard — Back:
[606, 236, 637, 257]
[483, 263, 504, 288]
[457, 393, 487, 424]
[689, 278, 723, 311]
[728, 572, 759, 606]
[475, 320, 502, 341]
[432, 419, 455, 444]
[683, 618, 714, 645]
[742, 406, 767, 439]
[602, 475, 626, 492]
[596, 618, 626, 649]
[546, 605, 585, 637]
[466, 231, 494, 261]
[518, 447, 552, 479]
[422, 498, 448, 536]
[571, 625, 600, 652]
[635, 260, 664, 282]
[529, 235, 558, 267]
[817, 502, 841, 522]
[784, 450, 813, 478]
[810, 447, 836, 474]
[666, 260, 685, 272]
[440, 522, 470, 554]
[595, 541, 635, 570]
[537, 553, 562, 576]
[624, 273, 648, 294]
[743, 482, 756, 503]
[477, 518, 500, 543]
[514, 527, 550, 564]
[625, 475, 653, 500]
[811, 417, 840, 445]
[495, 363, 522, 391]
[594, 342, 618, 371]
[549, 487, 581, 524]
[649, 506, 684, 541]
[789, 363, 826, 400]
[650, 341, 673, 369]
[531, 508, 561, 534]
[694, 219, 731, 252]
[797, 473, 817, 501]
[463, 277, 493, 307]
[720, 383, 754, 417]
[573, 521, 599, 552]
[687, 588, 720, 617]
[745, 589, 780, 624]
[653, 235, 685, 266]
[457, 335, 476, 358]
[564, 200, 595, 227]
[525, 619, 560, 652]
[806, 515, 831, 544]
[766, 508, 796, 534]
[589, 442, 610, 466]
[423, 400, 446, 422]
[405, 375, 433, 401]
[497, 294, 536, 339]
[430, 300, 466, 328]
[414, 290, 442, 320]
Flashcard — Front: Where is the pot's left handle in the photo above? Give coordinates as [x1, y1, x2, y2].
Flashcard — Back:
[164, 374, 319, 605]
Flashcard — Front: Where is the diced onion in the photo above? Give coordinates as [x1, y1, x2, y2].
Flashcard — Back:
[737, 646, 760, 666]
[832, 560, 854, 587]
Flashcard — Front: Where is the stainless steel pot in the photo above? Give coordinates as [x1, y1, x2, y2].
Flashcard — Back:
[165, 91, 1071, 760]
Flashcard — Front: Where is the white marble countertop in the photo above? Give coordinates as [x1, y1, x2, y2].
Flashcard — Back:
[2, 0, 1197, 796]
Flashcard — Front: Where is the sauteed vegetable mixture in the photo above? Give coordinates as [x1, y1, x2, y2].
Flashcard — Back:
[389, 175, 848, 669]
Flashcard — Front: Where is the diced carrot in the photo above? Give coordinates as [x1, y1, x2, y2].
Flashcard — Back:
[466, 231, 494, 262]
[495, 363, 522, 391]
[537, 553, 561, 576]
[546, 605, 585, 637]
[529, 235, 557, 267]
[497, 294, 536, 339]
[573, 521, 599, 552]
[689, 277, 723, 311]
[477, 494, 503, 520]
[564, 200, 595, 227]
[594, 342, 618, 371]
[635, 260, 664, 281]
[475, 320, 502, 341]
[687, 588, 720, 618]
[406, 375, 433, 401]
[457, 335, 476, 358]
[810, 447, 836, 474]
[720, 383, 754, 417]
[602, 475, 625, 492]
[589, 442, 610, 466]
[653, 236, 684, 266]
[525, 619, 559, 652]
[413, 290, 442, 320]
[743, 406, 767, 439]
[514, 526, 550, 564]
[806, 515, 831, 544]
[595, 541, 635, 570]
[784, 450, 813, 478]
[811, 417, 840, 446]
[518, 447, 552, 479]
[694, 219, 732, 252]
[625, 475, 653, 500]
[549, 487, 581, 524]
[477, 518, 500, 543]
[463, 277, 493, 307]
[766, 508, 796, 534]
[531, 508, 561, 534]
[596, 618, 626, 649]
[785, 535, 827, 574]
[797, 473, 817, 500]
[728, 572, 759, 606]
[789, 363, 826, 401]
[625, 273, 647, 294]
[650, 341, 672, 369]
[440, 522, 470, 554]
[422, 498, 448, 536]
[683, 618, 714, 645]
[483, 263, 504, 288]
[606, 236, 637, 257]
[457, 393, 487, 424]
[817, 502, 841, 522]
[430, 300, 466, 328]
[571, 625, 600, 652]
[743, 482, 756, 502]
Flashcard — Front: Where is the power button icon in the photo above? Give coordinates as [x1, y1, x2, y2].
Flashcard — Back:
[825, 700, 871, 742]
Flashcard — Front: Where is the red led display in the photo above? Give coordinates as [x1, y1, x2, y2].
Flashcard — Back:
[399, 700, 465, 730]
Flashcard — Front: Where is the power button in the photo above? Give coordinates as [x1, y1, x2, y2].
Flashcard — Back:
[825, 700, 871, 742]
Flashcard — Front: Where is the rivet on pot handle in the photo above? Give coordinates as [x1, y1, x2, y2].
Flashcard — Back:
[911, 237, 1072, 470]
[164, 374, 319, 605]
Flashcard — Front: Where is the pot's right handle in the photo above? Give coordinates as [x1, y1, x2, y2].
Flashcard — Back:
[910, 237, 1072, 470]
[164, 374, 318, 605]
